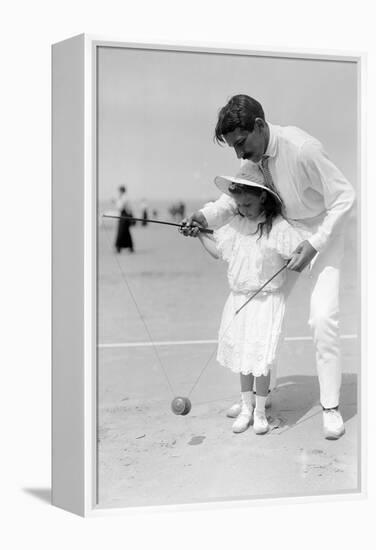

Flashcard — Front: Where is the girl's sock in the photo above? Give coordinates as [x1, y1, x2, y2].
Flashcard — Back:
[255, 394, 267, 415]
[240, 391, 253, 414]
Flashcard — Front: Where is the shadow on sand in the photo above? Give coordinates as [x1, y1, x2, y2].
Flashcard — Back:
[272, 372, 357, 428]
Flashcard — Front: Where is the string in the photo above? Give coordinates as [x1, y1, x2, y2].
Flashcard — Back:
[101, 222, 175, 396]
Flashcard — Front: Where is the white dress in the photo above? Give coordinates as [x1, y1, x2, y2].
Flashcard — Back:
[214, 215, 309, 377]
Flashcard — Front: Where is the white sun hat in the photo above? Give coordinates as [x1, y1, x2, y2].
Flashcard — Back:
[214, 162, 282, 204]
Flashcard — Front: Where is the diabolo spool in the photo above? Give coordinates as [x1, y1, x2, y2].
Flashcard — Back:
[171, 396, 192, 416]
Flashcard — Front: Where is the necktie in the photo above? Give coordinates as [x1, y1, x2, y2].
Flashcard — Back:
[259, 156, 284, 207]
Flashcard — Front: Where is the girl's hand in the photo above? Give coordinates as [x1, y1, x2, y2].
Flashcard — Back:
[179, 211, 208, 237]
[287, 240, 317, 271]
[179, 224, 200, 237]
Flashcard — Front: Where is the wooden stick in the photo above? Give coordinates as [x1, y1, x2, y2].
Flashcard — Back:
[102, 214, 214, 234]
[235, 264, 288, 315]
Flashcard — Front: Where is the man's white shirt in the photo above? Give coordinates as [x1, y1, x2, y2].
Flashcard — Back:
[201, 123, 355, 252]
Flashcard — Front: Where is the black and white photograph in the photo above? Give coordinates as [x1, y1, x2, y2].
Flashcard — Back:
[96, 43, 360, 508]
[6, 0, 376, 547]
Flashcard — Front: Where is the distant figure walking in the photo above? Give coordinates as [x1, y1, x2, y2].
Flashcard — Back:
[114, 185, 134, 253]
[140, 199, 149, 226]
[168, 201, 186, 222]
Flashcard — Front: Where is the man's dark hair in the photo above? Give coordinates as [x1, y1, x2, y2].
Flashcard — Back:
[215, 95, 265, 144]
[228, 183, 281, 238]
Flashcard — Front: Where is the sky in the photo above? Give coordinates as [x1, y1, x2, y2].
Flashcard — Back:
[97, 46, 358, 203]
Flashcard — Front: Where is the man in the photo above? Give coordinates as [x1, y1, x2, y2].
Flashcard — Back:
[182, 94, 355, 440]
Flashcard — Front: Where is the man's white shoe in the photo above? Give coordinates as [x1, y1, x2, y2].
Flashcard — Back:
[232, 410, 253, 433]
[226, 392, 271, 418]
[253, 411, 269, 435]
[323, 408, 345, 440]
[226, 402, 243, 418]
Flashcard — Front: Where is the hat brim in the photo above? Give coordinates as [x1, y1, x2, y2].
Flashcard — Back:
[214, 175, 282, 204]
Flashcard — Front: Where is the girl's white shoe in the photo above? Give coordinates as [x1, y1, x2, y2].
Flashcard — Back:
[253, 411, 269, 434]
[226, 392, 271, 418]
[231, 391, 254, 433]
[232, 410, 253, 433]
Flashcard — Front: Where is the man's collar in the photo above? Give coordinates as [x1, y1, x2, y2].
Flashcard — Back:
[264, 122, 277, 158]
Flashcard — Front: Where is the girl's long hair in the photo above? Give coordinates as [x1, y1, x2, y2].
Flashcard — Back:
[228, 182, 283, 238]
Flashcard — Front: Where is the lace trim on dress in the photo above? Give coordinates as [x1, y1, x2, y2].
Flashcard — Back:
[217, 335, 281, 377]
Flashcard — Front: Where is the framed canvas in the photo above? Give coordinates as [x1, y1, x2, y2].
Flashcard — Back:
[52, 34, 365, 516]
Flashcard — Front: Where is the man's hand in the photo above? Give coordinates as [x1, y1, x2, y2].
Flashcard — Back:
[179, 211, 208, 237]
[287, 240, 317, 272]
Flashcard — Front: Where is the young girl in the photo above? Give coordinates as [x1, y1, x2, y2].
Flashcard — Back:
[195, 166, 309, 435]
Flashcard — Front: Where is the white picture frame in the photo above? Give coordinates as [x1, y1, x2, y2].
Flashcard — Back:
[52, 34, 366, 517]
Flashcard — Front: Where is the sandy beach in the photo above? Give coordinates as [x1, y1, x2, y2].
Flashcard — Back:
[97, 214, 359, 509]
